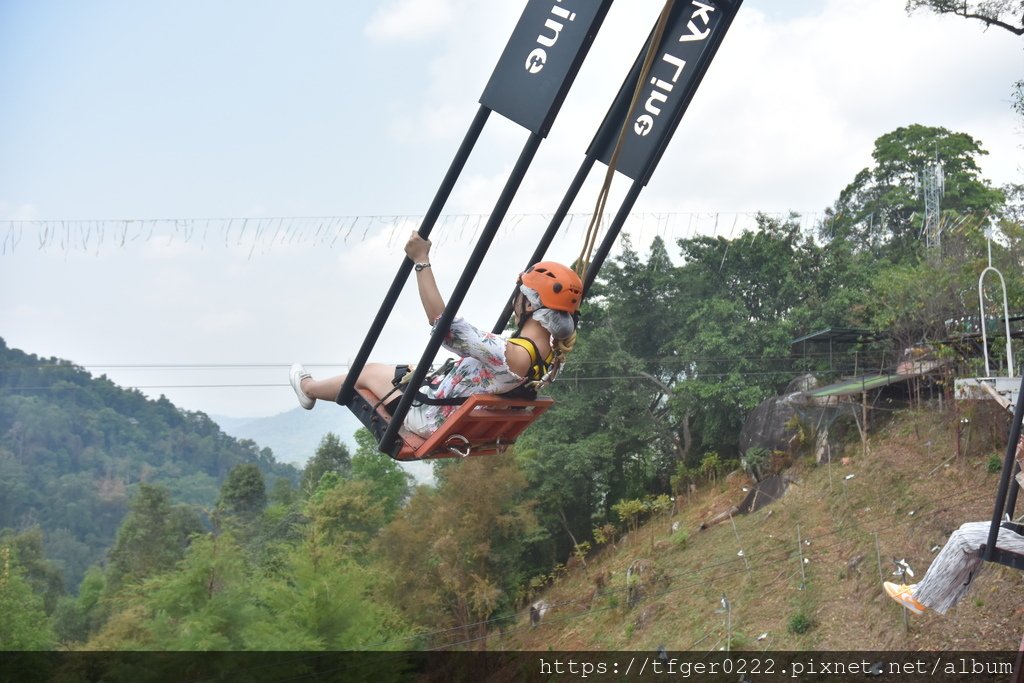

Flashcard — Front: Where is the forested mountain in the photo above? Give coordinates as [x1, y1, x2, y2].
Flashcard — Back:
[212, 406, 362, 466]
[211, 408, 435, 484]
[0, 338, 300, 590]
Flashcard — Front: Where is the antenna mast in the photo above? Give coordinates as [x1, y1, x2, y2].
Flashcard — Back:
[922, 150, 945, 252]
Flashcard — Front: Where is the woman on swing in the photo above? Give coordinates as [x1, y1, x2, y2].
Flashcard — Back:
[289, 231, 581, 437]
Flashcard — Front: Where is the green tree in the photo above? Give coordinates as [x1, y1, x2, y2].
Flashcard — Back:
[823, 125, 1004, 259]
[301, 433, 352, 494]
[0, 546, 56, 650]
[611, 498, 647, 537]
[248, 537, 408, 650]
[216, 463, 268, 518]
[86, 533, 256, 650]
[215, 463, 270, 554]
[866, 262, 960, 352]
[53, 565, 106, 644]
[350, 429, 411, 523]
[269, 477, 299, 507]
[0, 528, 64, 614]
[671, 214, 818, 457]
[306, 478, 387, 556]
[88, 526, 409, 652]
[517, 237, 690, 564]
[377, 457, 537, 645]
[106, 484, 202, 592]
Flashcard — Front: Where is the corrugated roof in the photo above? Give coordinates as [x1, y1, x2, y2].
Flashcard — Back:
[791, 327, 875, 346]
[807, 372, 906, 398]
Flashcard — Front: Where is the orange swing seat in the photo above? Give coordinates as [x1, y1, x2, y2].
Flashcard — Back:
[351, 387, 553, 461]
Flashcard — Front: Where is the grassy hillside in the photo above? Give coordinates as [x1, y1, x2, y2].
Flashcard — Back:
[492, 408, 1024, 651]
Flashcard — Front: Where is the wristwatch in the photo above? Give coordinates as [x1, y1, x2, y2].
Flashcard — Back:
[414, 262, 431, 272]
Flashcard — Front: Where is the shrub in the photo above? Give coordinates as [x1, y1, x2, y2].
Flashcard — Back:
[573, 541, 591, 564]
[742, 447, 771, 479]
[788, 612, 813, 635]
[593, 523, 617, 547]
[613, 498, 647, 536]
[700, 452, 722, 483]
[670, 462, 696, 497]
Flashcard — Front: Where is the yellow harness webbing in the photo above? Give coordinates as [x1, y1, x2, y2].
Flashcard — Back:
[507, 336, 553, 385]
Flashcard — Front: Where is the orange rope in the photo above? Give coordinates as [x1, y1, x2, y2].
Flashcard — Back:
[576, 0, 677, 279]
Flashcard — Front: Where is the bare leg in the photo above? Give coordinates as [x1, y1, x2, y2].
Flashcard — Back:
[300, 363, 402, 404]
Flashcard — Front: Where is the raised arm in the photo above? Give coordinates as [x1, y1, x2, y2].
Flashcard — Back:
[405, 231, 446, 324]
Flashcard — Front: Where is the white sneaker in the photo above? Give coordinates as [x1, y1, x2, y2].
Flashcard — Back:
[289, 363, 314, 410]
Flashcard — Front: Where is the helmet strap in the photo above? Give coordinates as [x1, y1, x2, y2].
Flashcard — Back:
[512, 293, 535, 337]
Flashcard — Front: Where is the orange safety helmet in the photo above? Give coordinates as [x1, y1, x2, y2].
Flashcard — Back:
[519, 261, 583, 313]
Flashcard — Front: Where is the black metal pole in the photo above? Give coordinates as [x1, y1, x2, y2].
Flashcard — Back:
[582, 179, 644, 297]
[491, 156, 597, 335]
[337, 106, 491, 406]
[1006, 460, 1021, 519]
[380, 132, 545, 457]
[985, 372, 1024, 561]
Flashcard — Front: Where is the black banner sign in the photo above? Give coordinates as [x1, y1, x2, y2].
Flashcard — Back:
[480, 0, 614, 137]
[588, 0, 742, 184]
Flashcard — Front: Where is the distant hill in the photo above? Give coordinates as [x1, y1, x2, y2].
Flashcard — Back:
[0, 338, 301, 591]
[213, 405, 362, 467]
[212, 406, 434, 485]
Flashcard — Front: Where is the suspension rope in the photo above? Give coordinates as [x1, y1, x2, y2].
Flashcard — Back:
[576, 0, 676, 279]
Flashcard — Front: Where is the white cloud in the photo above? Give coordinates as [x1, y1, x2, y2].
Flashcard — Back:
[364, 0, 459, 42]
[431, 0, 1021, 222]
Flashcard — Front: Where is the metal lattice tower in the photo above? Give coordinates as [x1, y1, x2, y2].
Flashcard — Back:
[922, 156, 945, 251]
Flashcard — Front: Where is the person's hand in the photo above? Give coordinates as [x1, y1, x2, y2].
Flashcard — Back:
[405, 231, 431, 263]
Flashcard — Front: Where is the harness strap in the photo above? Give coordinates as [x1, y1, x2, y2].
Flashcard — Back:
[499, 336, 554, 401]
[388, 338, 553, 410]
[507, 336, 553, 382]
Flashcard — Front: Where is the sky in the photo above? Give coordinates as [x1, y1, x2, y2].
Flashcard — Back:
[1, 0, 1021, 420]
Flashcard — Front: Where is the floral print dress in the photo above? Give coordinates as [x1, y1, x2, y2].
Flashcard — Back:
[416, 317, 528, 434]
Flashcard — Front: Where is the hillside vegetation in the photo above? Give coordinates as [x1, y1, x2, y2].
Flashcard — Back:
[1, 124, 1022, 652]
[0, 338, 300, 591]
[497, 407, 1024, 652]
